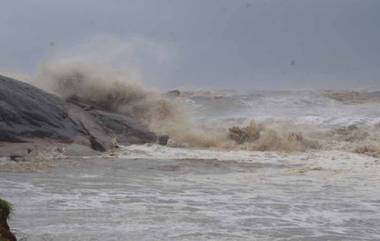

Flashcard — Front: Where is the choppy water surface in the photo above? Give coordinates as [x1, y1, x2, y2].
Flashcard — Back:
[2, 90, 380, 240]
[1, 147, 380, 241]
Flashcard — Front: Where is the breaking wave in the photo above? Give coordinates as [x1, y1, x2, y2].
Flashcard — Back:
[323, 90, 380, 104]
[33, 57, 227, 148]
[32, 59, 336, 152]
[25, 49, 380, 156]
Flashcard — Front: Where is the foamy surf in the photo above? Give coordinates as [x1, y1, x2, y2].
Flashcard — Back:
[2, 146, 380, 241]
[118, 144, 273, 162]
[117, 144, 378, 170]
[3, 58, 380, 241]
[16, 58, 380, 156]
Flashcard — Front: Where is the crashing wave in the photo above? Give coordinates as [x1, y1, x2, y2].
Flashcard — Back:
[23, 56, 380, 156]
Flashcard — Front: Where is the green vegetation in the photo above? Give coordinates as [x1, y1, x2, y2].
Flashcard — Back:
[0, 198, 12, 221]
[0, 198, 15, 241]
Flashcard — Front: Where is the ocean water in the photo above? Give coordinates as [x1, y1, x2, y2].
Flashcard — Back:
[1, 90, 380, 240]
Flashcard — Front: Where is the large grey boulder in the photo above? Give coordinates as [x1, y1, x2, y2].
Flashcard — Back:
[0, 75, 157, 152]
[0, 75, 83, 142]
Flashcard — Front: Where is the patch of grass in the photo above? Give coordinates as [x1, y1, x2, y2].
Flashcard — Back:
[0, 198, 13, 221]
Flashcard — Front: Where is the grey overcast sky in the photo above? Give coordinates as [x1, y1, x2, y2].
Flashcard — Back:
[1, 0, 380, 90]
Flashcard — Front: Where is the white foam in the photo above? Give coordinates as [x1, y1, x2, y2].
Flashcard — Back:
[118, 144, 272, 162]
[117, 144, 377, 171]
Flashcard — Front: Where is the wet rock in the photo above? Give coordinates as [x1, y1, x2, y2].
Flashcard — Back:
[9, 154, 26, 162]
[89, 135, 106, 152]
[67, 95, 157, 146]
[0, 75, 83, 143]
[166, 89, 181, 97]
[111, 137, 120, 149]
[158, 135, 169, 145]
[0, 75, 157, 152]
[87, 110, 157, 145]
[8, 147, 34, 162]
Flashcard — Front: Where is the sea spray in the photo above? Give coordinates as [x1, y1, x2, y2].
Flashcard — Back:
[7, 46, 377, 155]
[34, 58, 227, 148]
[33, 59, 375, 153]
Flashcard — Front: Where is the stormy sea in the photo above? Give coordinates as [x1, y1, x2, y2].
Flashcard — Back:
[1, 88, 380, 240]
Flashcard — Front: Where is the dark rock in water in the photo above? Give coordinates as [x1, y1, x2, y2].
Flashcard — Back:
[67, 93, 157, 145]
[9, 154, 26, 162]
[0, 75, 157, 152]
[0, 75, 83, 142]
[158, 135, 169, 145]
[87, 110, 157, 145]
[89, 135, 106, 152]
[166, 89, 181, 97]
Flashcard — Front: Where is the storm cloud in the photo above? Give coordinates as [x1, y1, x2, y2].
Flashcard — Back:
[1, 0, 380, 89]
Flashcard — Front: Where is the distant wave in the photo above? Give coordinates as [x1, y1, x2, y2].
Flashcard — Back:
[323, 90, 380, 104]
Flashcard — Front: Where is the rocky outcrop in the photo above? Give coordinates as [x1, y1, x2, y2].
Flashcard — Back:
[0, 75, 157, 152]
[66, 96, 157, 150]
[0, 75, 83, 143]
[0, 198, 16, 241]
